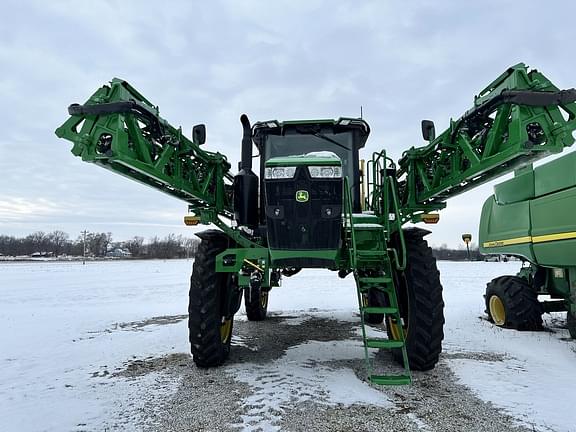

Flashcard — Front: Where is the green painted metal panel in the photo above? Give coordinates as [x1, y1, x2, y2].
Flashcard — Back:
[215, 247, 269, 273]
[494, 167, 534, 205]
[351, 213, 379, 225]
[531, 186, 576, 266]
[353, 224, 386, 253]
[478, 196, 535, 260]
[534, 151, 576, 198]
[547, 268, 571, 297]
[269, 249, 338, 264]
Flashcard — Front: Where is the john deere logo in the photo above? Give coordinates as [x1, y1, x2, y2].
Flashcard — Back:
[296, 190, 309, 202]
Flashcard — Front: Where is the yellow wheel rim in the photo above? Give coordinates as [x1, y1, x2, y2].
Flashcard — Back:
[388, 317, 404, 340]
[489, 295, 506, 326]
[220, 318, 232, 343]
[260, 291, 269, 309]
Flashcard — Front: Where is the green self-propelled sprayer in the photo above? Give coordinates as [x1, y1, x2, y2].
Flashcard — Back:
[56, 63, 576, 385]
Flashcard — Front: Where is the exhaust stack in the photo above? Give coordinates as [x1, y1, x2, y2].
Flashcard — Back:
[240, 114, 253, 171]
[233, 114, 259, 228]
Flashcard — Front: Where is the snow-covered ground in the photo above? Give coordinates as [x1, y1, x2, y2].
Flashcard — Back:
[0, 260, 192, 431]
[1, 259, 575, 431]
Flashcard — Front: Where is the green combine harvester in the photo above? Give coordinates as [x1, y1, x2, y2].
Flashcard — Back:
[56, 63, 576, 385]
[480, 150, 576, 337]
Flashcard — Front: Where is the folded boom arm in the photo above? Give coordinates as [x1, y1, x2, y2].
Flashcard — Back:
[397, 63, 576, 220]
[55, 78, 234, 218]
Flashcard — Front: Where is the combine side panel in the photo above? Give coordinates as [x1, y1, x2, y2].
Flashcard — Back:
[479, 197, 535, 260]
[531, 187, 576, 267]
[480, 150, 576, 266]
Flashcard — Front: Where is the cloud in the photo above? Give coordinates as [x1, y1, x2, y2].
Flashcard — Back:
[0, 197, 64, 221]
[1, 0, 576, 245]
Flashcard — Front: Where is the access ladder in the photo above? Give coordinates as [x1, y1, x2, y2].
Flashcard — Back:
[348, 213, 411, 385]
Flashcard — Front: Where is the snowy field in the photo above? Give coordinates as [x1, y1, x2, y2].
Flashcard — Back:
[1, 259, 575, 431]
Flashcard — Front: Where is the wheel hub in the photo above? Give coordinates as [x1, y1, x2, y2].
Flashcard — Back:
[489, 295, 506, 326]
[260, 291, 269, 309]
[220, 318, 232, 343]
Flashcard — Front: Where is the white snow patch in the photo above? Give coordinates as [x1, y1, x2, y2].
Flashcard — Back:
[407, 413, 434, 432]
[0, 260, 192, 432]
[228, 339, 391, 431]
[279, 315, 312, 326]
[3, 259, 576, 431]
[232, 334, 258, 351]
[439, 261, 576, 432]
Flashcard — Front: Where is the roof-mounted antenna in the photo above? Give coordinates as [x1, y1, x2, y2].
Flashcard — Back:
[360, 105, 363, 119]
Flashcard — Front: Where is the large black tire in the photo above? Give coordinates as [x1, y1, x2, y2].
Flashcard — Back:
[245, 285, 269, 321]
[188, 231, 236, 367]
[388, 229, 445, 371]
[567, 311, 576, 339]
[484, 276, 542, 331]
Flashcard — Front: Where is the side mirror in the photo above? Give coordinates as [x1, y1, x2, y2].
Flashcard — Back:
[192, 124, 206, 145]
[421, 120, 435, 142]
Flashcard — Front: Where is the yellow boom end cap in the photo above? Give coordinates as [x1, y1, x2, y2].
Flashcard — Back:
[184, 215, 201, 226]
[421, 213, 440, 224]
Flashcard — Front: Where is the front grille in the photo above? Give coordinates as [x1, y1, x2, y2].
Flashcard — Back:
[264, 167, 342, 250]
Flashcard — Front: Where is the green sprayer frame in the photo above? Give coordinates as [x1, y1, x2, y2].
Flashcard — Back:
[55, 63, 576, 384]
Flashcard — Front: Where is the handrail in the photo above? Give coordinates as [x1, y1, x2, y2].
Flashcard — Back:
[343, 176, 357, 269]
[365, 150, 407, 271]
[387, 174, 407, 271]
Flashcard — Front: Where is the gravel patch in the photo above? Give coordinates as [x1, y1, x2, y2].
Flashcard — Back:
[107, 312, 536, 432]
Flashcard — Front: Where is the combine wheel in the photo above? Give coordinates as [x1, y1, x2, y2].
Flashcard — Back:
[567, 311, 576, 339]
[188, 231, 237, 367]
[389, 229, 445, 371]
[245, 284, 269, 321]
[484, 276, 542, 331]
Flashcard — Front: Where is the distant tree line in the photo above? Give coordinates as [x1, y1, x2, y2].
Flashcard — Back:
[0, 231, 199, 259]
[431, 243, 484, 261]
[0, 231, 501, 262]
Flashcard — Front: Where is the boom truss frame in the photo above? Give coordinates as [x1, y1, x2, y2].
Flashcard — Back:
[55, 79, 233, 218]
[397, 63, 576, 220]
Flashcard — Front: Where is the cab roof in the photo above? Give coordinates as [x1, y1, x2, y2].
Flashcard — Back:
[252, 117, 370, 151]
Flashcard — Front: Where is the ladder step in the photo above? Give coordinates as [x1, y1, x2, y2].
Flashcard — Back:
[352, 214, 379, 225]
[362, 306, 398, 315]
[370, 374, 411, 385]
[357, 250, 387, 257]
[352, 223, 384, 230]
[358, 276, 393, 285]
[365, 338, 404, 349]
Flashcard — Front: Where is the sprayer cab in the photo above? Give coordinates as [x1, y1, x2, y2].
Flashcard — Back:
[253, 118, 369, 208]
[247, 118, 369, 266]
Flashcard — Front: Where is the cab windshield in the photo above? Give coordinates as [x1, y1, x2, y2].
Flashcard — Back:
[264, 131, 354, 181]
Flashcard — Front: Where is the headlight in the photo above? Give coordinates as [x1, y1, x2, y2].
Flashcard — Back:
[308, 165, 342, 178]
[264, 166, 297, 179]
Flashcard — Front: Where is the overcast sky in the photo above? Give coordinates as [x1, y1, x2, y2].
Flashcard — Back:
[1, 0, 575, 247]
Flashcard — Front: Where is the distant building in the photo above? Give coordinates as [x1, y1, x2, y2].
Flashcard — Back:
[484, 254, 519, 262]
[106, 248, 131, 258]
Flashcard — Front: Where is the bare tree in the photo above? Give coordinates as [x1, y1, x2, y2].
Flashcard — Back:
[85, 232, 113, 257]
[183, 237, 199, 258]
[47, 231, 69, 256]
[125, 236, 144, 257]
[26, 231, 47, 254]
